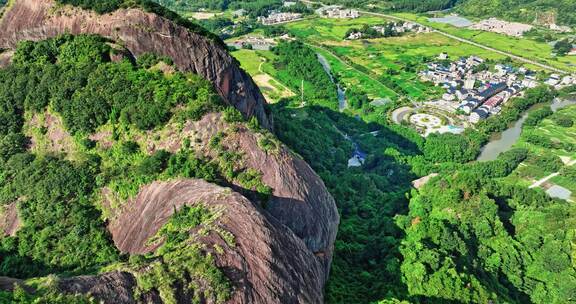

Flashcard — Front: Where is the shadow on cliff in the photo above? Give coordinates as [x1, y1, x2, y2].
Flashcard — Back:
[270, 99, 418, 302]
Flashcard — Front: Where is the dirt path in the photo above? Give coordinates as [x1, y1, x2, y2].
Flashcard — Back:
[529, 159, 576, 189]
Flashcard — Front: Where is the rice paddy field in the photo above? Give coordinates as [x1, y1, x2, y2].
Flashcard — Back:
[284, 16, 508, 101]
[395, 12, 576, 73]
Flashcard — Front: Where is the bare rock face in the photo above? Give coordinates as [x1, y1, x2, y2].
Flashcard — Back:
[57, 272, 139, 304]
[108, 179, 326, 304]
[115, 113, 339, 276]
[0, 202, 20, 237]
[223, 125, 339, 274]
[0, 0, 271, 129]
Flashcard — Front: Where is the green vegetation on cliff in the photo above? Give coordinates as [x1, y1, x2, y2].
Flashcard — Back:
[131, 205, 232, 304]
[0, 34, 252, 300]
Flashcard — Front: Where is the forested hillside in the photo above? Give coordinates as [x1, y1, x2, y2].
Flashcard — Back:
[457, 0, 576, 26]
[152, 0, 282, 14]
[399, 149, 576, 303]
[0, 34, 242, 302]
[312, 0, 576, 26]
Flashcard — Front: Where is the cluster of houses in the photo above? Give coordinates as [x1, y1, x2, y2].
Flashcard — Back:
[316, 6, 359, 19]
[420, 55, 534, 123]
[545, 74, 576, 88]
[258, 12, 302, 25]
[470, 18, 533, 37]
[228, 36, 277, 51]
[465, 83, 523, 123]
[347, 22, 431, 40]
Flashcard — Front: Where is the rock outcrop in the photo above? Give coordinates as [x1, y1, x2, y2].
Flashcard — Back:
[108, 179, 326, 304]
[0, 202, 20, 237]
[0, 0, 271, 129]
[103, 112, 339, 275]
[0, 1, 341, 303]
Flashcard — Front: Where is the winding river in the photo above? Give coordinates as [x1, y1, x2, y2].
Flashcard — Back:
[477, 98, 576, 161]
[317, 54, 347, 111]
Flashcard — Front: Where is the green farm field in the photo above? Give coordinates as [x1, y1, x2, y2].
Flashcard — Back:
[285, 16, 507, 100]
[230, 48, 295, 102]
[395, 12, 576, 73]
[516, 106, 576, 159]
[503, 105, 576, 198]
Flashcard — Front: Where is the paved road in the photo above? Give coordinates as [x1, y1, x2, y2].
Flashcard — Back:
[301, 0, 570, 74]
[529, 159, 576, 189]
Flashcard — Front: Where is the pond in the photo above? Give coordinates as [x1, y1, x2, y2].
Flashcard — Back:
[428, 15, 473, 28]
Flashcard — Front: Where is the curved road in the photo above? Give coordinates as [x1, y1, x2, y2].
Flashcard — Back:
[302, 0, 570, 74]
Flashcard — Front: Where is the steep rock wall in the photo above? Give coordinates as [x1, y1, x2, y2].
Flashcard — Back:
[0, 0, 271, 129]
[108, 179, 326, 304]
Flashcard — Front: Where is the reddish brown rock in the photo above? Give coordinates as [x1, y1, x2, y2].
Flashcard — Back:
[225, 127, 339, 275]
[57, 272, 138, 304]
[118, 113, 339, 276]
[0, 0, 271, 129]
[109, 179, 326, 304]
[0, 202, 20, 237]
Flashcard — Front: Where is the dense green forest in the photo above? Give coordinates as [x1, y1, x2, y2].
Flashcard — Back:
[273, 41, 338, 108]
[0, 34, 267, 302]
[457, 0, 576, 26]
[269, 39, 574, 303]
[152, 0, 282, 15]
[398, 150, 576, 303]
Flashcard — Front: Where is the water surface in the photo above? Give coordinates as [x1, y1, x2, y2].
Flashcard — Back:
[477, 99, 576, 161]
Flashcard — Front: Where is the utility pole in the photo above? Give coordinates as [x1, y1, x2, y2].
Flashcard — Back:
[301, 79, 305, 106]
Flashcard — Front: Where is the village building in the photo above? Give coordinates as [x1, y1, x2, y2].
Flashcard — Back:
[470, 18, 533, 37]
[259, 12, 302, 25]
[347, 32, 362, 40]
[545, 74, 561, 86]
[549, 24, 572, 33]
[317, 6, 359, 19]
[228, 36, 276, 51]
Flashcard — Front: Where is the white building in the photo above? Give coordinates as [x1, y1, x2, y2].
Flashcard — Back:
[545, 74, 561, 86]
[327, 8, 359, 19]
[561, 75, 575, 85]
[347, 32, 363, 40]
[259, 12, 302, 25]
[464, 77, 476, 90]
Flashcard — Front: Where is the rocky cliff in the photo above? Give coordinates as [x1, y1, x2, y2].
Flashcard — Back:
[105, 179, 326, 304]
[0, 1, 340, 303]
[0, 0, 271, 129]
